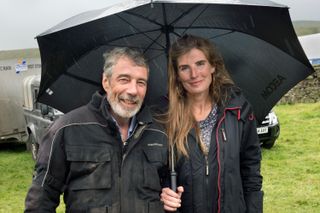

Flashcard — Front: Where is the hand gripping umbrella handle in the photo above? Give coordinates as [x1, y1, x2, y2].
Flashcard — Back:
[170, 145, 177, 192]
[170, 170, 177, 192]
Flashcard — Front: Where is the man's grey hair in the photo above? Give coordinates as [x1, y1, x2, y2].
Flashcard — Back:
[103, 47, 149, 78]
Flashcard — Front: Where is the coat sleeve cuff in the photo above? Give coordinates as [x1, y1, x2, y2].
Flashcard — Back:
[245, 190, 264, 213]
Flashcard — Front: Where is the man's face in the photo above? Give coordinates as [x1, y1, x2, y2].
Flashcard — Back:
[102, 56, 148, 119]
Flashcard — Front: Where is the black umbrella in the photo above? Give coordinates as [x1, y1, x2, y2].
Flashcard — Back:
[36, 0, 314, 122]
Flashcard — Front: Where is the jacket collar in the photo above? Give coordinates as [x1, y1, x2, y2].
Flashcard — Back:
[221, 87, 252, 122]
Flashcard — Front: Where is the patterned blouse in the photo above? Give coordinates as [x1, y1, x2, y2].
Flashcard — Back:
[198, 104, 218, 152]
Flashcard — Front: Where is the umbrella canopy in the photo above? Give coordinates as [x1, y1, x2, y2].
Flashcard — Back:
[36, 0, 314, 122]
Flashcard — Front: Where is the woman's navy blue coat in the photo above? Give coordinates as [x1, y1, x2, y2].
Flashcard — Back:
[176, 88, 263, 213]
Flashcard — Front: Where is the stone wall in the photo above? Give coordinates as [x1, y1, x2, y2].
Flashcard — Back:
[278, 65, 320, 104]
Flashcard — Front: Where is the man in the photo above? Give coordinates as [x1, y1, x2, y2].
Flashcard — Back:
[25, 47, 169, 213]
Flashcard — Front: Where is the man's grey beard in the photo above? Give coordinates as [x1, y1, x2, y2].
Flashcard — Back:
[107, 92, 142, 118]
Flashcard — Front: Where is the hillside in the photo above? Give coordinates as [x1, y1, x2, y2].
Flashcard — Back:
[293, 21, 320, 36]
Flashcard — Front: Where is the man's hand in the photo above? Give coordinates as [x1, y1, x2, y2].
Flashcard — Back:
[161, 186, 184, 212]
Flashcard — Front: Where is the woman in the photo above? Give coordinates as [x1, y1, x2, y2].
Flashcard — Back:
[161, 35, 263, 213]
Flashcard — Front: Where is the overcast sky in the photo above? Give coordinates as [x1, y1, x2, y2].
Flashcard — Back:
[0, 0, 319, 51]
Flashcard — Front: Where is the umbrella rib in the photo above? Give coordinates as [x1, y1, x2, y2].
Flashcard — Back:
[124, 10, 163, 27]
[65, 72, 100, 87]
[162, 4, 171, 54]
[101, 26, 234, 52]
[115, 13, 166, 50]
[143, 33, 165, 54]
[169, 4, 203, 26]
[102, 28, 166, 51]
[208, 30, 235, 39]
[147, 51, 166, 62]
[113, 4, 210, 53]
[101, 42, 164, 52]
[178, 5, 210, 35]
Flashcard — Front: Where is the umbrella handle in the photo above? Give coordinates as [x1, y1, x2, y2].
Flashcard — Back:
[170, 144, 177, 192]
[170, 171, 177, 192]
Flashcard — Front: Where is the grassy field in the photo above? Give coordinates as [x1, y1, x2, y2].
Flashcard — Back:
[262, 102, 320, 212]
[0, 102, 319, 212]
[293, 20, 320, 36]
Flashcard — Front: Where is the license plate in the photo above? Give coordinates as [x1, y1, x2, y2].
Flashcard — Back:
[257, 127, 268, 134]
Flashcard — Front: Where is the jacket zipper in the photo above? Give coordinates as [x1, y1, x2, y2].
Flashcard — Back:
[205, 155, 209, 175]
[121, 124, 147, 168]
[205, 154, 210, 213]
[215, 107, 241, 213]
[119, 123, 146, 212]
[122, 142, 128, 167]
[120, 123, 140, 169]
[221, 128, 227, 142]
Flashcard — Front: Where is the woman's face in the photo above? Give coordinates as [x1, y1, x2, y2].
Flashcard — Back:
[177, 48, 214, 97]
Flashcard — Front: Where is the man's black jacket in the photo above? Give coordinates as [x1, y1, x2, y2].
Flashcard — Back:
[25, 92, 168, 213]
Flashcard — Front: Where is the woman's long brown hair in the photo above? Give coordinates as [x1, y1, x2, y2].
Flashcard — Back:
[166, 34, 234, 157]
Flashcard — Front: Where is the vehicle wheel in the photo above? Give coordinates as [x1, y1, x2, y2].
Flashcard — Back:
[26, 134, 39, 161]
[262, 140, 275, 149]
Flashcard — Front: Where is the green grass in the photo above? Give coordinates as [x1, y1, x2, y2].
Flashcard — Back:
[262, 102, 320, 212]
[0, 143, 33, 213]
[0, 143, 65, 213]
[0, 102, 319, 212]
[293, 20, 320, 36]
